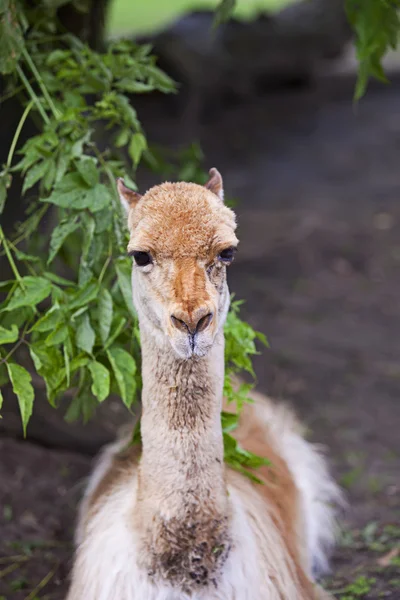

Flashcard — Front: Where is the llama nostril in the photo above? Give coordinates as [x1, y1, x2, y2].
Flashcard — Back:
[195, 313, 213, 334]
[171, 315, 188, 333]
[171, 312, 213, 335]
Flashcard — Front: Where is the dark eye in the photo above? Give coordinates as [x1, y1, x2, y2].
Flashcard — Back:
[130, 251, 152, 267]
[218, 247, 236, 263]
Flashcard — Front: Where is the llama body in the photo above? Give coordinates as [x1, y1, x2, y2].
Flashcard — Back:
[66, 171, 341, 600]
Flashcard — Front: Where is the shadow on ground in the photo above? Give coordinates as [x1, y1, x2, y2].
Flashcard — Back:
[1, 73, 399, 599]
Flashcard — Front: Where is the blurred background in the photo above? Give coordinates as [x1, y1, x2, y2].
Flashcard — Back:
[1, 0, 399, 598]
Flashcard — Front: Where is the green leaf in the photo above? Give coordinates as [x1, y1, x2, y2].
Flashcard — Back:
[6, 363, 34, 437]
[78, 214, 95, 286]
[47, 217, 80, 264]
[223, 432, 271, 484]
[69, 281, 99, 310]
[76, 158, 99, 187]
[75, 313, 95, 355]
[29, 343, 64, 406]
[345, 0, 400, 100]
[32, 306, 63, 332]
[42, 172, 87, 207]
[115, 128, 130, 148]
[43, 272, 75, 286]
[106, 317, 127, 348]
[221, 410, 239, 433]
[144, 64, 176, 93]
[0, 279, 15, 290]
[43, 174, 110, 212]
[0, 324, 18, 345]
[223, 374, 254, 412]
[78, 184, 112, 213]
[3, 277, 51, 311]
[98, 288, 113, 345]
[129, 133, 148, 167]
[107, 347, 136, 408]
[0, 182, 6, 214]
[0, 363, 8, 387]
[0, 388, 3, 413]
[64, 384, 98, 423]
[64, 343, 70, 386]
[22, 160, 50, 194]
[12, 248, 41, 263]
[115, 259, 136, 318]
[42, 158, 57, 191]
[88, 360, 110, 402]
[45, 322, 69, 346]
[69, 355, 90, 372]
[0, 2, 25, 74]
[213, 0, 236, 27]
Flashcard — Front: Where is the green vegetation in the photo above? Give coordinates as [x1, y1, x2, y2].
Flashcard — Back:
[340, 575, 377, 599]
[0, 0, 269, 480]
[0, 0, 399, 477]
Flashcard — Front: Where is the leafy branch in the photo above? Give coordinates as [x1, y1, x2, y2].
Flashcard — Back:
[1, 0, 398, 478]
[0, 0, 267, 482]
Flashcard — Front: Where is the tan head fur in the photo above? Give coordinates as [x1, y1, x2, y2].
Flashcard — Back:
[118, 169, 238, 359]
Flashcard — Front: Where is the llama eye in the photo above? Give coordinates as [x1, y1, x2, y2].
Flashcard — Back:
[218, 247, 236, 264]
[130, 251, 152, 267]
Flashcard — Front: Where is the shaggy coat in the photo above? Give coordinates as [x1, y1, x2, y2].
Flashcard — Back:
[66, 170, 342, 600]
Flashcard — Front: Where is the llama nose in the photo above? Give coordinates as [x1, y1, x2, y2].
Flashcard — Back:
[171, 311, 213, 335]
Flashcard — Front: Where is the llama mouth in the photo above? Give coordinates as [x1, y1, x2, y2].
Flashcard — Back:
[170, 331, 213, 360]
[188, 334, 212, 358]
[189, 334, 196, 352]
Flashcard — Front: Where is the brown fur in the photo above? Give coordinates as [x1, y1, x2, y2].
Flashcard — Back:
[68, 172, 336, 600]
[85, 397, 317, 598]
[127, 181, 238, 261]
[141, 506, 232, 592]
[87, 442, 141, 517]
[230, 400, 316, 598]
[133, 334, 231, 592]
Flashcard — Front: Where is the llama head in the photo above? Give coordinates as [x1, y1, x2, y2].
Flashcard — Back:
[118, 169, 238, 359]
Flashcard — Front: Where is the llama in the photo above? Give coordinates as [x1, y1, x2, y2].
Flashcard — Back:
[66, 169, 342, 600]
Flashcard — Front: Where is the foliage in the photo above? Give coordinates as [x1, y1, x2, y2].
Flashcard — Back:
[339, 575, 376, 599]
[1, 0, 399, 478]
[346, 0, 400, 100]
[214, 0, 237, 28]
[215, 0, 400, 99]
[0, 0, 268, 478]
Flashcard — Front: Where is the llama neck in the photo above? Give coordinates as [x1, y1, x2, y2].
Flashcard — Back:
[135, 323, 231, 589]
[138, 323, 227, 511]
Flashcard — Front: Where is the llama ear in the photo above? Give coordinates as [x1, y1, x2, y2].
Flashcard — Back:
[204, 168, 224, 201]
[117, 178, 142, 213]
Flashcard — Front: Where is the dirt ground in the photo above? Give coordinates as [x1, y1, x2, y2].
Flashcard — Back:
[1, 72, 399, 599]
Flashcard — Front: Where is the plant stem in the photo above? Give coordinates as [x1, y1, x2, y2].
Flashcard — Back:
[22, 46, 60, 119]
[7, 239, 38, 277]
[98, 255, 112, 284]
[0, 562, 20, 578]
[6, 99, 34, 169]
[16, 64, 50, 124]
[92, 145, 126, 250]
[24, 562, 59, 600]
[12, 204, 49, 247]
[0, 555, 28, 565]
[0, 226, 25, 288]
[0, 331, 29, 367]
[0, 81, 27, 104]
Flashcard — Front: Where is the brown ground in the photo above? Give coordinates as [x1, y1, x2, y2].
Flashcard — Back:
[1, 72, 399, 599]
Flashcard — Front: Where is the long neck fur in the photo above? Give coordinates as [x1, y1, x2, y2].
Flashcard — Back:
[134, 322, 232, 591]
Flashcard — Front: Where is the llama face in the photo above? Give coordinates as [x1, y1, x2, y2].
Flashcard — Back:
[119, 174, 238, 359]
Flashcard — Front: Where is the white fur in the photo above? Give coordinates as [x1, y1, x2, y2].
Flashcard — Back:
[67, 395, 341, 600]
[250, 394, 344, 576]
